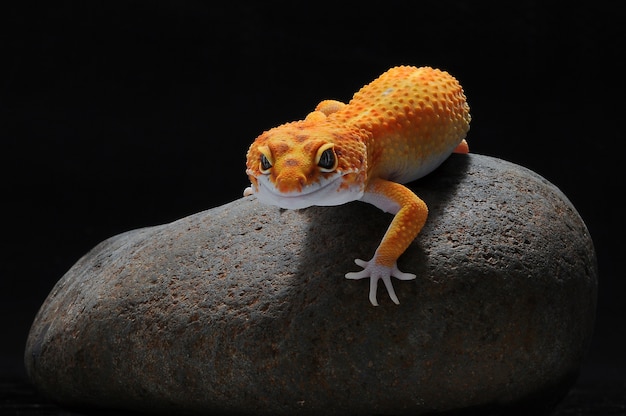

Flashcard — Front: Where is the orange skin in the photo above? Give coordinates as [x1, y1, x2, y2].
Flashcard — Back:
[246, 66, 470, 305]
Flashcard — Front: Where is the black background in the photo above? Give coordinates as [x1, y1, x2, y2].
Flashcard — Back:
[2, 0, 624, 406]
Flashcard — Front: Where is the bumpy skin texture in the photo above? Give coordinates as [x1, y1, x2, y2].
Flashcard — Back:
[245, 66, 471, 305]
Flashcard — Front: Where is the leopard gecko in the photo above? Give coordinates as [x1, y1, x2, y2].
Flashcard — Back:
[244, 65, 471, 306]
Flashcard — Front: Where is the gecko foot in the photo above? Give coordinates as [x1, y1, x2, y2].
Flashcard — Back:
[243, 186, 254, 197]
[345, 259, 416, 306]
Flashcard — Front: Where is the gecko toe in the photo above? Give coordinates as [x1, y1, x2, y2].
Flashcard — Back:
[381, 275, 400, 305]
[369, 275, 380, 306]
[391, 263, 417, 281]
[354, 258, 368, 268]
[345, 259, 369, 280]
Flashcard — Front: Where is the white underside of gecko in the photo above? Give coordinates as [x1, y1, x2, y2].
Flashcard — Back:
[252, 172, 364, 210]
[386, 149, 454, 185]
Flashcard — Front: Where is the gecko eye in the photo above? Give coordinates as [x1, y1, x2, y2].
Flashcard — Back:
[260, 154, 272, 173]
[316, 145, 337, 172]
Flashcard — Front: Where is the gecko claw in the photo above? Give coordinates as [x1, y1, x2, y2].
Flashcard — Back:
[345, 258, 416, 306]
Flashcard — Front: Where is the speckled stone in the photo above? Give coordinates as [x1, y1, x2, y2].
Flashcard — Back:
[25, 154, 597, 415]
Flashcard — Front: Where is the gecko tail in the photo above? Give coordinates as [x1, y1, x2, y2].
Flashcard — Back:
[453, 139, 469, 154]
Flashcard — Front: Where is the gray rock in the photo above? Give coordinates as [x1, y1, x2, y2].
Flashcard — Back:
[25, 154, 597, 415]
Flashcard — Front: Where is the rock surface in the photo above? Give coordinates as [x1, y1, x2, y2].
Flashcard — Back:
[25, 154, 597, 415]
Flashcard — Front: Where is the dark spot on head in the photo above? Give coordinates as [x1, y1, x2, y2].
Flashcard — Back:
[303, 141, 319, 153]
[295, 135, 308, 143]
[284, 158, 300, 167]
[271, 142, 290, 155]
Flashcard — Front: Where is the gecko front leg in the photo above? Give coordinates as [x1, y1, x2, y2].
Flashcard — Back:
[345, 178, 428, 306]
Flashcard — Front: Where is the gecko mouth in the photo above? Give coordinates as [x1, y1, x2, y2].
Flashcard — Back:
[253, 171, 364, 210]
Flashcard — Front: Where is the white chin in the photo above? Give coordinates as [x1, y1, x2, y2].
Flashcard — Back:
[253, 174, 364, 209]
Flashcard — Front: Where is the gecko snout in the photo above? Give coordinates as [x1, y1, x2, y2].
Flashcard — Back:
[275, 171, 307, 193]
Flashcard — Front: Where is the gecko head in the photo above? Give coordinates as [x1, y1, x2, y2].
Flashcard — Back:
[245, 119, 368, 209]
